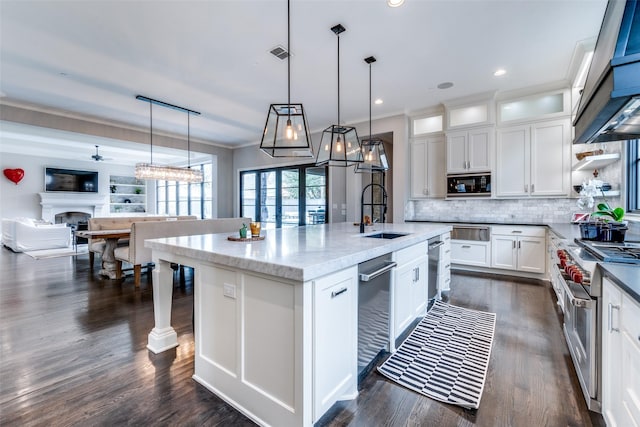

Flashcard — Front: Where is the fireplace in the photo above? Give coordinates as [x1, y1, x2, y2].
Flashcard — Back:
[55, 212, 91, 245]
[39, 192, 107, 223]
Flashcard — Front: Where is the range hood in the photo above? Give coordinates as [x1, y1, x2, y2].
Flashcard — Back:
[574, 0, 640, 144]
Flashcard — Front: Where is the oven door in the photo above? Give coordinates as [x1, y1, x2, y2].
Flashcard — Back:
[561, 279, 599, 410]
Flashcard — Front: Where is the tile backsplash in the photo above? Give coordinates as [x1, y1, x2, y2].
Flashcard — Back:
[406, 196, 623, 224]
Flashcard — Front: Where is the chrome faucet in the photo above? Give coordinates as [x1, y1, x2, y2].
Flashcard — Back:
[360, 183, 387, 233]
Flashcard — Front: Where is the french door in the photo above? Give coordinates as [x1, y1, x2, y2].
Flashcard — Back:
[240, 165, 328, 229]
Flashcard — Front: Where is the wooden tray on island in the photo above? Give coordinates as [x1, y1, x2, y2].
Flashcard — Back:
[227, 235, 265, 242]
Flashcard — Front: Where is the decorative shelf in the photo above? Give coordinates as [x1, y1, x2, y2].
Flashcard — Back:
[572, 153, 620, 171]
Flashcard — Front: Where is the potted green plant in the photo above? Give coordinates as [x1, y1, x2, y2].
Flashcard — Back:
[110, 185, 117, 193]
[590, 202, 625, 222]
[134, 187, 142, 194]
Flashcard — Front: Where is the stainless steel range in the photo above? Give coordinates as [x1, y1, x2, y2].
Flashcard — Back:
[554, 239, 640, 413]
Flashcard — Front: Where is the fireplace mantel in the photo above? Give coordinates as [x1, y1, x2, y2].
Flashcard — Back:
[39, 192, 108, 222]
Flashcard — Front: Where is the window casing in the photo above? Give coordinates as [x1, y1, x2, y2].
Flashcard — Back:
[240, 164, 328, 229]
[627, 139, 639, 214]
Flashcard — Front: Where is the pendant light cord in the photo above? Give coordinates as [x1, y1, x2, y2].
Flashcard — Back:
[149, 101, 153, 164]
[187, 112, 191, 169]
[337, 32, 340, 125]
[369, 62, 372, 139]
[287, 0, 291, 120]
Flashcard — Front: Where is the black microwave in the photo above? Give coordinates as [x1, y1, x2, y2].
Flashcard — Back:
[447, 173, 491, 197]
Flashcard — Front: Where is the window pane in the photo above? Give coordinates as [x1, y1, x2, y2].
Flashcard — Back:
[190, 201, 202, 218]
[190, 183, 201, 199]
[179, 201, 188, 214]
[282, 169, 299, 226]
[178, 182, 189, 201]
[260, 171, 276, 224]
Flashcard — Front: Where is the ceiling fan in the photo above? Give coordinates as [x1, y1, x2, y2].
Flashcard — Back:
[91, 145, 112, 161]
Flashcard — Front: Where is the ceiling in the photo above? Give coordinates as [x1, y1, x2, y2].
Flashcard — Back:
[0, 0, 608, 163]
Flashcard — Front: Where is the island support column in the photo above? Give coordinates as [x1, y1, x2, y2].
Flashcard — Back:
[147, 257, 178, 353]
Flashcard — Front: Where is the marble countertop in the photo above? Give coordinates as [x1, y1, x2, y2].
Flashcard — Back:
[145, 222, 451, 282]
[599, 264, 640, 305]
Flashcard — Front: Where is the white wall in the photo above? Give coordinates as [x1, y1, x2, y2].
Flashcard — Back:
[0, 152, 136, 219]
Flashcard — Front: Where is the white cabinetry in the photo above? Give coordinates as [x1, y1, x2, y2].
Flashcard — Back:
[602, 277, 640, 427]
[393, 242, 428, 339]
[410, 135, 446, 198]
[491, 226, 546, 273]
[446, 127, 493, 173]
[438, 232, 452, 293]
[496, 119, 570, 197]
[451, 240, 491, 267]
[313, 266, 358, 420]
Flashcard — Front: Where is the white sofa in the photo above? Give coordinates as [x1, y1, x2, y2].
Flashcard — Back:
[114, 217, 250, 286]
[2, 218, 71, 252]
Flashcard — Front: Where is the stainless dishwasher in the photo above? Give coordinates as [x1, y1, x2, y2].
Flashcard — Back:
[358, 254, 396, 379]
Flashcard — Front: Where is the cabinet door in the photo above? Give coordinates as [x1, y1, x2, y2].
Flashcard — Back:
[411, 257, 429, 318]
[467, 127, 492, 171]
[451, 241, 490, 266]
[491, 235, 517, 270]
[394, 264, 415, 339]
[496, 126, 529, 197]
[530, 119, 570, 196]
[410, 140, 427, 198]
[516, 236, 546, 273]
[410, 136, 445, 198]
[602, 279, 622, 427]
[313, 267, 357, 420]
[446, 132, 468, 173]
[620, 293, 640, 427]
[426, 135, 446, 198]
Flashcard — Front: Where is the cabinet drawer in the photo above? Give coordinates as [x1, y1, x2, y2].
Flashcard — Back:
[395, 241, 428, 266]
[492, 225, 546, 238]
[622, 293, 640, 351]
[451, 241, 490, 266]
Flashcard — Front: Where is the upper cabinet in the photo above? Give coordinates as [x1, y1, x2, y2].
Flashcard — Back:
[446, 127, 494, 173]
[497, 89, 571, 125]
[496, 118, 571, 197]
[444, 93, 496, 130]
[410, 111, 446, 199]
[410, 135, 446, 199]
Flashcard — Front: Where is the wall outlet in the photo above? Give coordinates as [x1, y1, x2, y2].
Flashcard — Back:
[223, 283, 236, 299]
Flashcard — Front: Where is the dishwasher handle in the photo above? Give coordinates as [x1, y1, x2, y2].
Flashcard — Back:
[359, 261, 397, 282]
[428, 241, 444, 251]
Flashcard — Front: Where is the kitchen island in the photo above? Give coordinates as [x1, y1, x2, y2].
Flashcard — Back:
[144, 222, 451, 427]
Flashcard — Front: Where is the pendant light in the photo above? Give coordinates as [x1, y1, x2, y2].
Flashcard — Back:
[135, 95, 204, 183]
[316, 24, 363, 167]
[355, 56, 389, 173]
[260, 0, 313, 158]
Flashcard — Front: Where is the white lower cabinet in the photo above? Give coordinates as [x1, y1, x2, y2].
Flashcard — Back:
[451, 240, 490, 267]
[313, 266, 358, 421]
[602, 277, 640, 427]
[393, 242, 428, 339]
[439, 232, 452, 293]
[490, 226, 546, 273]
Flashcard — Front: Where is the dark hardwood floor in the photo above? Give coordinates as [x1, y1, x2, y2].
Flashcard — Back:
[0, 249, 604, 426]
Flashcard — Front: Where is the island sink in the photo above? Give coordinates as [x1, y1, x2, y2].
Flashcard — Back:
[364, 232, 409, 239]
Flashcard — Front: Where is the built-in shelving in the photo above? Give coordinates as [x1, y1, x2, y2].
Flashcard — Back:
[109, 175, 146, 214]
[572, 153, 620, 171]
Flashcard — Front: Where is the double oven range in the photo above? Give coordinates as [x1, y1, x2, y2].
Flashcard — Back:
[553, 238, 640, 412]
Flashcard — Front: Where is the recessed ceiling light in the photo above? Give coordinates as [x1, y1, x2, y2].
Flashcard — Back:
[437, 82, 454, 89]
[387, 0, 405, 7]
[494, 69, 507, 77]
[374, 98, 383, 105]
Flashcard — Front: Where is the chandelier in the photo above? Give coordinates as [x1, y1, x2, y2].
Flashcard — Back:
[135, 95, 203, 183]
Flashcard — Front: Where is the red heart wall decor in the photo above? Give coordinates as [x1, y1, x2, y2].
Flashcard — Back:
[3, 168, 25, 185]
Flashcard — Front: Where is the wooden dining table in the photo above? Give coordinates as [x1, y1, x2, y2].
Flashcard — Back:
[75, 229, 130, 280]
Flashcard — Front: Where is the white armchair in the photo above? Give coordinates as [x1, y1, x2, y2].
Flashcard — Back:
[1, 218, 71, 252]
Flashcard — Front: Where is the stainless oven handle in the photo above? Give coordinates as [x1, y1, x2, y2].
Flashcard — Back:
[560, 278, 594, 309]
[608, 303, 620, 333]
[359, 261, 397, 282]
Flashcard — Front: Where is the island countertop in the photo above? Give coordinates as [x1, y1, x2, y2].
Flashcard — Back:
[145, 222, 451, 282]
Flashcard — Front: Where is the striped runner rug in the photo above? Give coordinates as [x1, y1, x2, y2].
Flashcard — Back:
[377, 300, 496, 409]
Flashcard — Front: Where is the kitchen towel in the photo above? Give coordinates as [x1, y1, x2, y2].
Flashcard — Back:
[377, 300, 496, 409]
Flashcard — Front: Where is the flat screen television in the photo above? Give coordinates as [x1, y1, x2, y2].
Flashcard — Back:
[45, 167, 99, 193]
